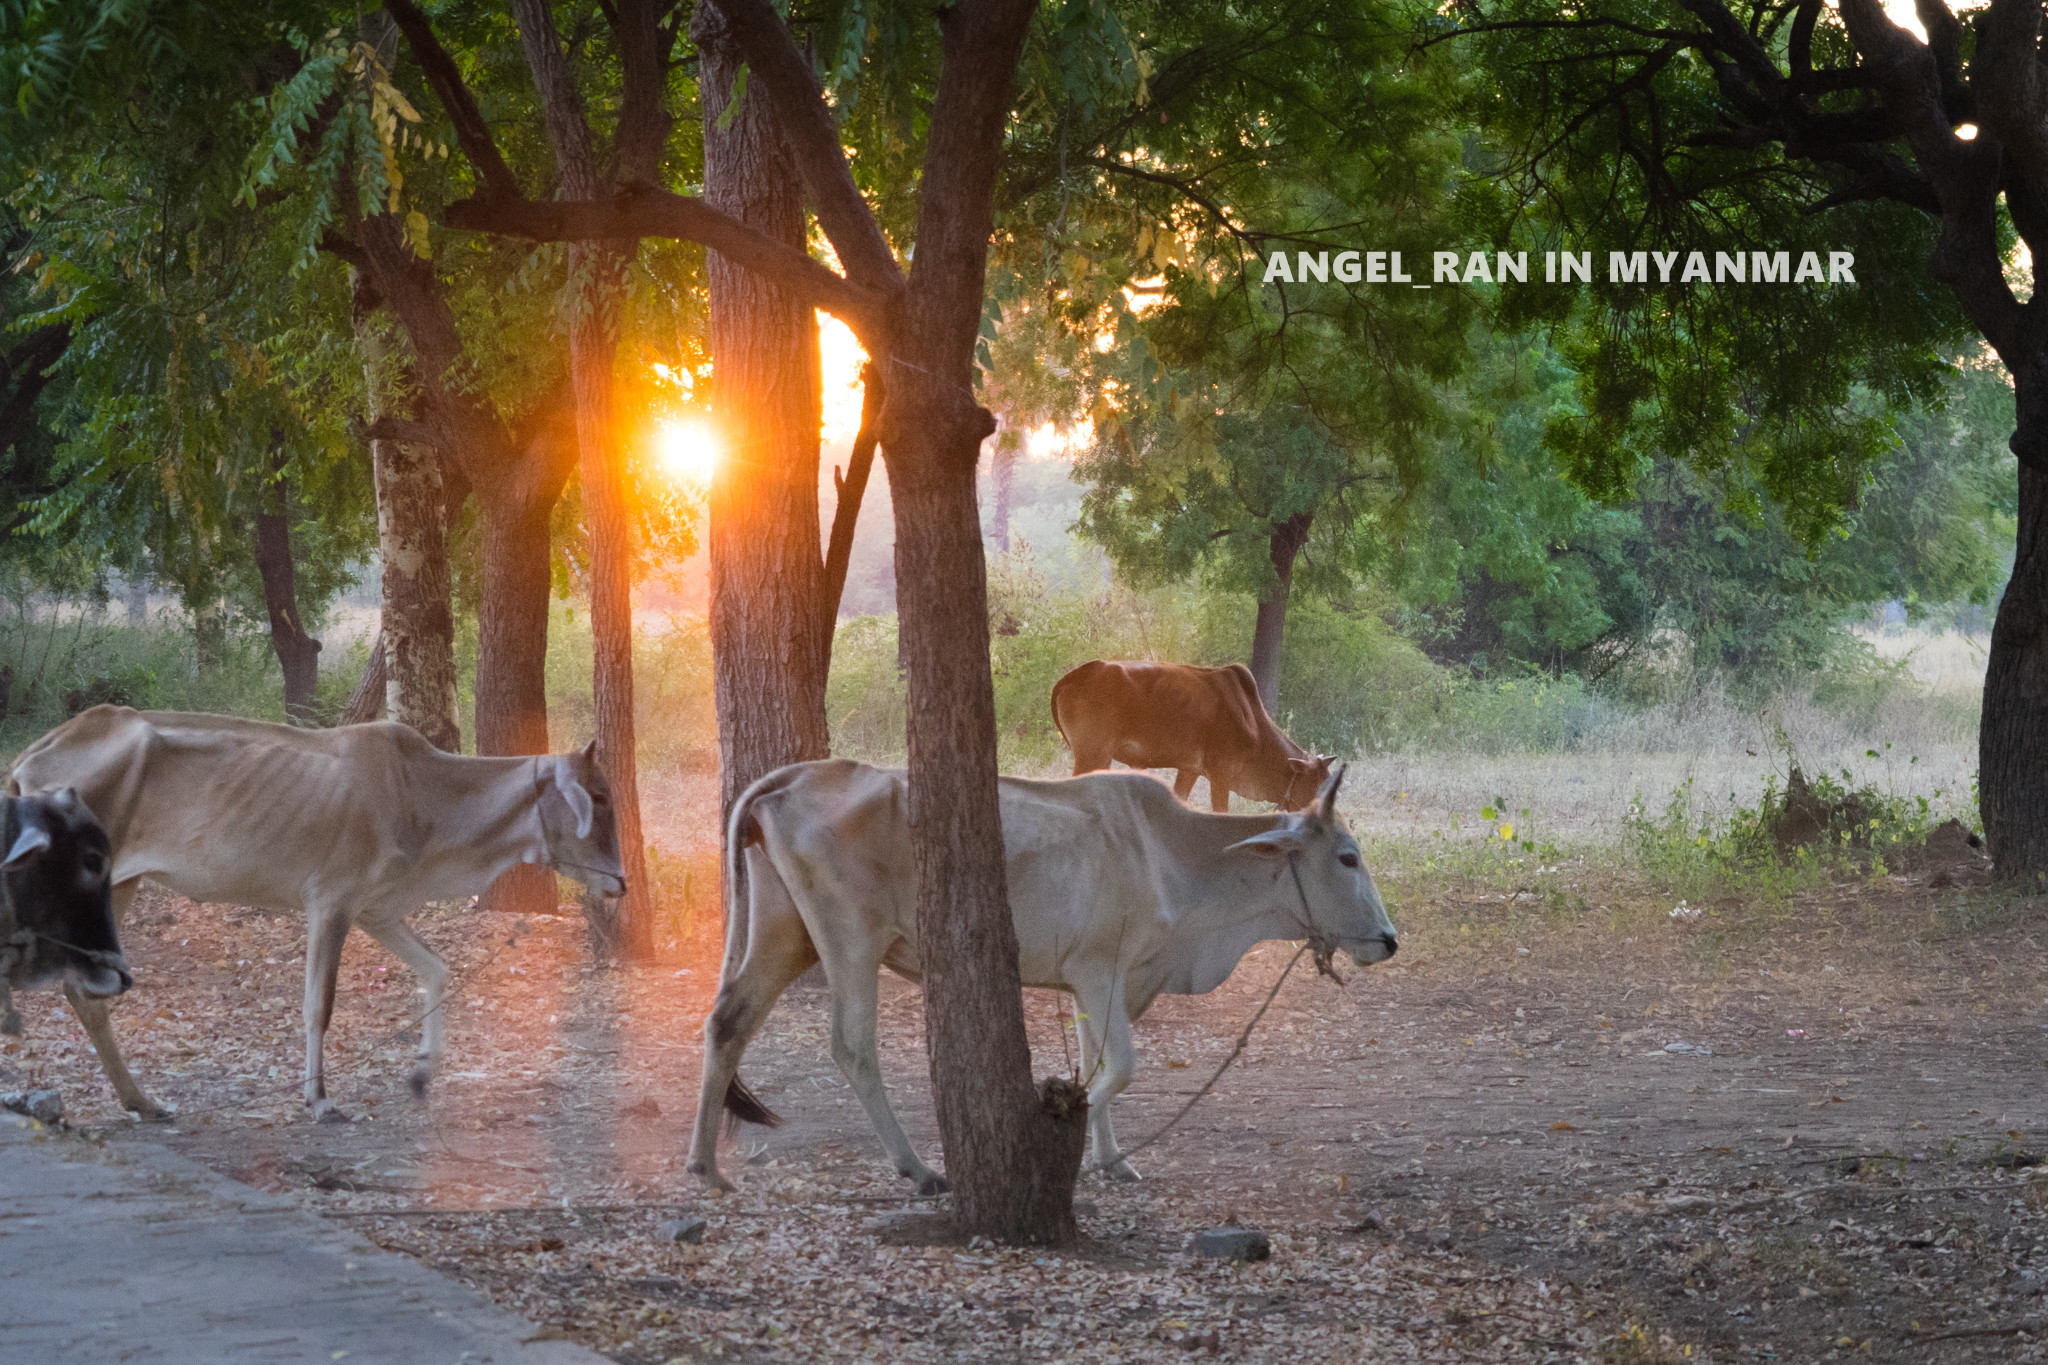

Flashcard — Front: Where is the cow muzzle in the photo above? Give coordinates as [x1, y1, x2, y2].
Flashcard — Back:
[1349, 933, 1398, 966]
[72, 950, 132, 999]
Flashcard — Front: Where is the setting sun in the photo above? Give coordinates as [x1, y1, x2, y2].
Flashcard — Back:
[653, 418, 719, 487]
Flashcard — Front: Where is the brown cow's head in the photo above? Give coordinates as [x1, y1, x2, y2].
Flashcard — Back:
[1279, 753, 1336, 811]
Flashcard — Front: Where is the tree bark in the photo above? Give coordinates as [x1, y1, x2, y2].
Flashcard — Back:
[475, 486, 561, 914]
[514, 0, 660, 955]
[352, 270, 461, 750]
[342, 635, 387, 725]
[254, 453, 323, 723]
[563, 267, 654, 954]
[987, 426, 1019, 552]
[696, 1, 834, 829]
[1982, 459, 2048, 878]
[1248, 512, 1311, 714]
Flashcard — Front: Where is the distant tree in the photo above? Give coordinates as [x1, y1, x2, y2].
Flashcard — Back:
[1034, 0, 1473, 711]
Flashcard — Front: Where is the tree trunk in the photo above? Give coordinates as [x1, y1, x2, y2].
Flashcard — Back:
[191, 591, 227, 672]
[696, 3, 833, 829]
[564, 249, 655, 958]
[1248, 512, 1311, 714]
[123, 573, 147, 627]
[475, 488, 560, 915]
[988, 427, 1018, 552]
[342, 635, 387, 725]
[513, 0, 662, 954]
[254, 454, 323, 723]
[1981, 460, 2048, 879]
[352, 273, 461, 750]
[883, 362, 1084, 1244]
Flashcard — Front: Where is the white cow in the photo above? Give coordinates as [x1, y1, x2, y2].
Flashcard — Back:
[688, 759, 1395, 1193]
[11, 706, 626, 1121]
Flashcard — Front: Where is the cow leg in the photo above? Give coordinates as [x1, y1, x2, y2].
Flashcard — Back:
[302, 909, 354, 1122]
[824, 961, 946, 1195]
[1072, 978, 1141, 1180]
[64, 879, 167, 1120]
[1209, 779, 1230, 814]
[65, 983, 166, 1120]
[1172, 770, 1197, 802]
[355, 908, 448, 1099]
[686, 868, 817, 1193]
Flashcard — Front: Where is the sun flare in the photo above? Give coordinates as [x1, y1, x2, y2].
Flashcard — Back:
[653, 418, 719, 487]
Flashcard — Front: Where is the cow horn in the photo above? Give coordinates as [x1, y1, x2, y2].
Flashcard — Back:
[2, 821, 50, 871]
[1317, 763, 1347, 822]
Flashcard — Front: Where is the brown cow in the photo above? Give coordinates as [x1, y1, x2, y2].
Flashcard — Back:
[1050, 660, 1332, 812]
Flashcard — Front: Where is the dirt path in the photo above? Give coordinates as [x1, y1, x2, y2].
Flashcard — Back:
[4, 860, 2046, 1362]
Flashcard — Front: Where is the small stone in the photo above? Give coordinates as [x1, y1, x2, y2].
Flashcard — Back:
[1663, 1041, 1713, 1056]
[621, 1097, 662, 1119]
[2, 1089, 62, 1124]
[656, 1216, 708, 1244]
[1190, 1227, 1270, 1262]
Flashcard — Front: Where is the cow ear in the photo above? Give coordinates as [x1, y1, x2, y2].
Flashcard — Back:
[553, 757, 596, 839]
[1317, 763, 1347, 823]
[2, 820, 50, 871]
[1226, 825, 1308, 859]
[581, 739, 599, 764]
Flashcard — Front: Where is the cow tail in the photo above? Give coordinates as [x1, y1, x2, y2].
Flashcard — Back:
[1050, 672, 1073, 754]
[718, 768, 791, 1134]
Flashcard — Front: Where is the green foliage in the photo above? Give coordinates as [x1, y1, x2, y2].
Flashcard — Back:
[1391, 334, 2015, 689]
[1623, 765, 1960, 904]
[1438, 0, 1975, 539]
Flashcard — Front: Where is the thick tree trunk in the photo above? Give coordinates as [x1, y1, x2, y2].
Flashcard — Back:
[1981, 461, 2048, 878]
[475, 490, 560, 915]
[254, 456, 323, 723]
[564, 252, 655, 958]
[1248, 513, 1311, 714]
[883, 366, 1084, 1244]
[352, 275, 461, 750]
[696, 4, 833, 829]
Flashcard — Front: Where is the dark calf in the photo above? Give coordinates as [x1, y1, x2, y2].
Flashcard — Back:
[0, 789, 125, 1033]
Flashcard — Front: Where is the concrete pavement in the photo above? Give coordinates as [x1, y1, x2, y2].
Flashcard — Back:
[0, 1114, 608, 1364]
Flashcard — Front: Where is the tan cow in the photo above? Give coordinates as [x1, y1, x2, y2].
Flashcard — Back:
[689, 759, 1395, 1193]
[1051, 660, 1332, 812]
[11, 706, 625, 1121]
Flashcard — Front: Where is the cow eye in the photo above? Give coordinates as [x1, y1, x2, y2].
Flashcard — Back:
[1337, 851, 1359, 869]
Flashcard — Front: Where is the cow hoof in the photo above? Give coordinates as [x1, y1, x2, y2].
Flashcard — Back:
[132, 1104, 172, 1124]
[409, 1066, 430, 1099]
[1104, 1159, 1142, 1183]
[914, 1173, 950, 1196]
[687, 1161, 736, 1194]
[313, 1103, 351, 1125]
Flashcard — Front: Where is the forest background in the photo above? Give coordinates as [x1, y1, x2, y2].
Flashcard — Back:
[0, 0, 2014, 904]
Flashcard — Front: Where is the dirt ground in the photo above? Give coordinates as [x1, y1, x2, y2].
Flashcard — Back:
[6, 780, 2048, 1363]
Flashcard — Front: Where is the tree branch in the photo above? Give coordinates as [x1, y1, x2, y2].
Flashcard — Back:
[384, 0, 523, 201]
[704, 0, 904, 294]
[821, 362, 884, 650]
[442, 188, 889, 341]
